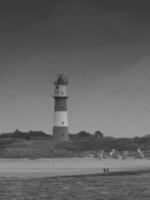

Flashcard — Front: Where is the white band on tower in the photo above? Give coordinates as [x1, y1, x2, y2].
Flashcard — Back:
[53, 111, 68, 127]
[54, 85, 67, 97]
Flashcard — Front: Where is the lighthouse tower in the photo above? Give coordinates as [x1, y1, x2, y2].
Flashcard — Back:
[52, 74, 69, 142]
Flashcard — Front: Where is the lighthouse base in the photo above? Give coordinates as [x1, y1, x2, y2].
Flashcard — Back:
[52, 126, 69, 142]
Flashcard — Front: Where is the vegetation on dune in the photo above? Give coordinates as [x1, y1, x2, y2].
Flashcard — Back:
[0, 129, 150, 158]
[0, 129, 51, 140]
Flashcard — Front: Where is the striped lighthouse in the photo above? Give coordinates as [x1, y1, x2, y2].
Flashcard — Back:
[52, 74, 69, 142]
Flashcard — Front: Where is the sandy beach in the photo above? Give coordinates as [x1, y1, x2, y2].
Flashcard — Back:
[0, 157, 149, 177]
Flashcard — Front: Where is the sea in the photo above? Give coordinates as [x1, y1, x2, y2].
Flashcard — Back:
[0, 173, 149, 200]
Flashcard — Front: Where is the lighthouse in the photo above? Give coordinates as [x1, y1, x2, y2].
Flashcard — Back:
[52, 74, 69, 142]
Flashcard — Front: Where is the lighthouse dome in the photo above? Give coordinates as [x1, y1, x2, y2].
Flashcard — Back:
[55, 75, 68, 85]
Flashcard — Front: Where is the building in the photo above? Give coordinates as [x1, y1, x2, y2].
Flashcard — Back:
[52, 74, 69, 142]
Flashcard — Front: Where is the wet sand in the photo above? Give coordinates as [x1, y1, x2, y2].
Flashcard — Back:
[0, 157, 150, 177]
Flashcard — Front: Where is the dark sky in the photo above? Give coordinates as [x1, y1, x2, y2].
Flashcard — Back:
[1, 0, 150, 137]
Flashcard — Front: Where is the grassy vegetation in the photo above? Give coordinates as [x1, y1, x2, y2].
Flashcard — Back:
[0, 139, 73, 158]
[0, 130, 150, 158]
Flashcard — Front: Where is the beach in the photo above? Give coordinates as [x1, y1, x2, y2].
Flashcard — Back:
[0, 157, 150, 177]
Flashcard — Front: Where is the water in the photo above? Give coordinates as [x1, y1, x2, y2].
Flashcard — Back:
[0, 174, 150, 200]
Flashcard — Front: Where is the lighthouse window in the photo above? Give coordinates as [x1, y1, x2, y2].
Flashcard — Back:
[62, 121, 64, 125]
[61, 92, 64, 94]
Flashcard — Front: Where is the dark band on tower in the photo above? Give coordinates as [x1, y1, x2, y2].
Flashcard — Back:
[52, 74, 69, 142]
